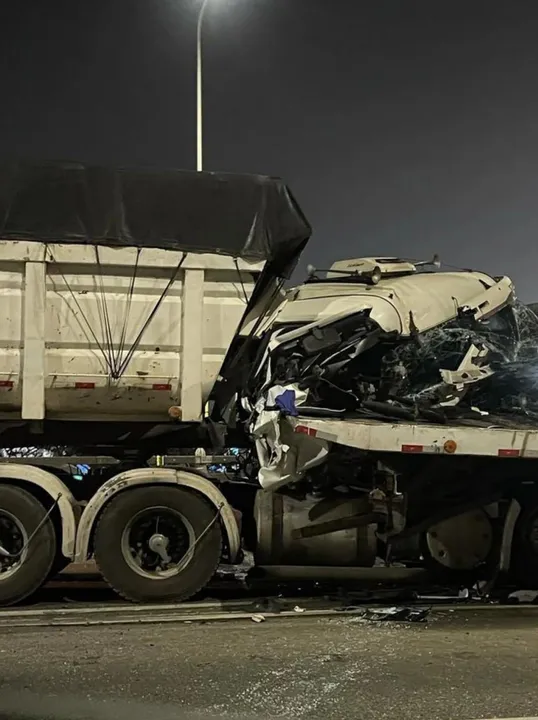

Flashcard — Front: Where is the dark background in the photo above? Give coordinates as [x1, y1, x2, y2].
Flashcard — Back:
[1, 0, 538, 297]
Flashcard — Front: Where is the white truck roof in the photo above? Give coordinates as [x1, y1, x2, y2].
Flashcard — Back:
[278, 269, 514, 335]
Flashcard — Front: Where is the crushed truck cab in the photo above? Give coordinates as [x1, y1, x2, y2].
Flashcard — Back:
[247, 256, 525, 456]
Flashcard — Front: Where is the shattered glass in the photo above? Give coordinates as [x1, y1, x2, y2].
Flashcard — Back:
[470, 302, 538, 420]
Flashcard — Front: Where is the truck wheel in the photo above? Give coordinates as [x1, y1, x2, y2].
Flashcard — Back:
[420, 509, 494, 582]
[511, 493, 538, 587]
[94, 486, 223, 603]
[0, 484, 57, 606]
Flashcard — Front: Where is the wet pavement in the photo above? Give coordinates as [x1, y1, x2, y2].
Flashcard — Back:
[2, 606, 538, 720]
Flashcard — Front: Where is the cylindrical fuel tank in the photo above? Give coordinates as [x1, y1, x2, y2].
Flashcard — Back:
[254, 490, 377, 567]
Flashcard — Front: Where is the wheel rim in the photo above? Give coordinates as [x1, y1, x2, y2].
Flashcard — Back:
[425, 510, 493, 570]
[0, 510, 28, 581]
[120, 506, 196, 579]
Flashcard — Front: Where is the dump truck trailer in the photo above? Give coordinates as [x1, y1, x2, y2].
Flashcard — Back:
[1, 159, 538, 606]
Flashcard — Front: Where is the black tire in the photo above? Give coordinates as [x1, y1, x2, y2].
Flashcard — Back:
[0, 484, 57, 606]
[48, 555, 71, 580]
[94, 486, 223, 603]
[511, 492, 538, 587]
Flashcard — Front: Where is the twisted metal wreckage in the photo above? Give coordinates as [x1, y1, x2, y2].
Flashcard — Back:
[247, 257, 538, 491]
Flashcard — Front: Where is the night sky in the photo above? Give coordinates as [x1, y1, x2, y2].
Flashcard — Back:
[1, 0, 538, 298]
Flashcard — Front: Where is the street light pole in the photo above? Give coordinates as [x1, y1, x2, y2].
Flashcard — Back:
[196, 0, 210, 172]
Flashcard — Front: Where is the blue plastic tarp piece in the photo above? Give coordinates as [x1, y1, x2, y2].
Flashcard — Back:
[275, 389, 299, 416]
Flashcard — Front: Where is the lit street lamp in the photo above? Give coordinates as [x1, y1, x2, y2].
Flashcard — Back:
[196, 0, 211, 172]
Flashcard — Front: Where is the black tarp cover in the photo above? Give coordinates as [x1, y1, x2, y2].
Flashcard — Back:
[0, 159, 311, 275]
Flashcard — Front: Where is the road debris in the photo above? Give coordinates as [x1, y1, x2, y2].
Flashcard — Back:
[346, 606, 430, 623]
[507, 589, 538, 604]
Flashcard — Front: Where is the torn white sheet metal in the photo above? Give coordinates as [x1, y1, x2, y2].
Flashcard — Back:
[439, 344, 492, 386]
[459, 275, 515, 321]
[251, 384, 329, 490]
[437, 343, 494, 407]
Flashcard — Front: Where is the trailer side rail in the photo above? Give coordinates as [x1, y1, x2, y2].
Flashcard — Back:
[290, 416, 538, 459]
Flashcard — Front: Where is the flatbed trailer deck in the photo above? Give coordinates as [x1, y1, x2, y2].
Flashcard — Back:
[290, 416, 538, 459]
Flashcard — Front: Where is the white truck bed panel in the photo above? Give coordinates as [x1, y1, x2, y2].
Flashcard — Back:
[0, 241, 264, 422]
[290, 416, 538, 459]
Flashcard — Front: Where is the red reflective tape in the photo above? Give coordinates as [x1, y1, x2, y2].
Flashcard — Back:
[498, 448, 520, 457]
[75, 382, 95, 389]
[152, 383, 172, 391]
[0, 380, 13, 389]
[295, 425, 317, 437]
[401, 444, 424, 454]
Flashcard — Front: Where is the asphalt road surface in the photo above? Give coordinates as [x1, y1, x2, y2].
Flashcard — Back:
[2, 606, 538, 720]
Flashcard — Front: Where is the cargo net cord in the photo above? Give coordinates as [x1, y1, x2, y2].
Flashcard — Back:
[0, 493, 62, 559]
[45, 245, 186, 381]
[233, 258, 249, 305]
